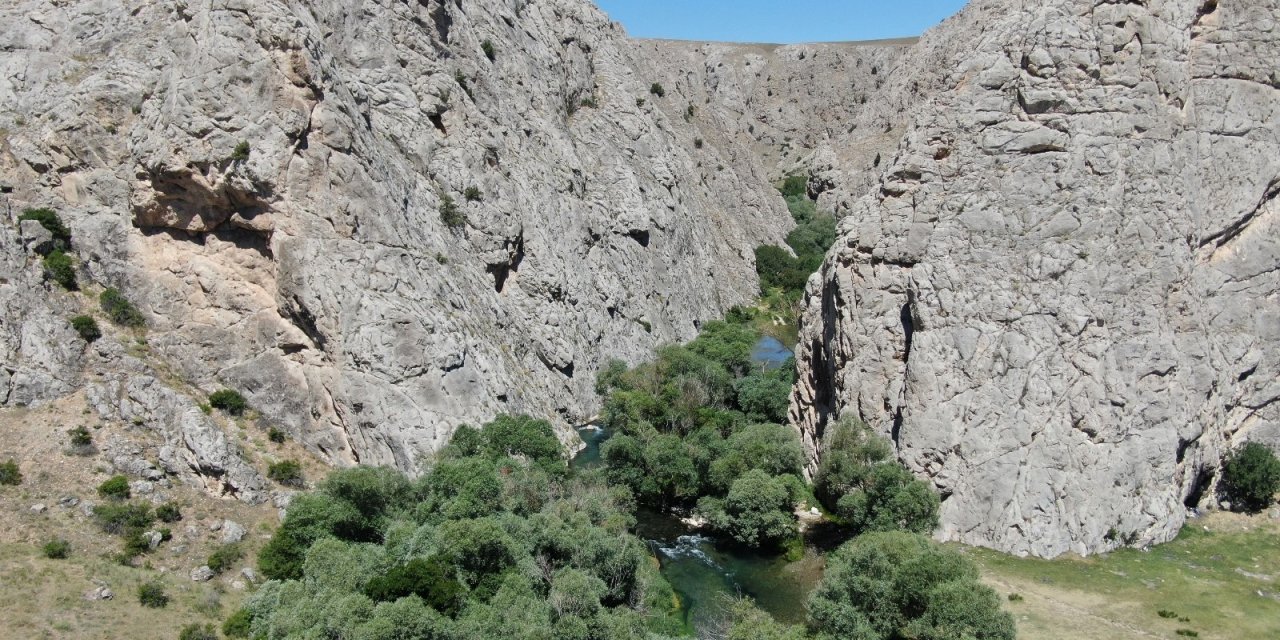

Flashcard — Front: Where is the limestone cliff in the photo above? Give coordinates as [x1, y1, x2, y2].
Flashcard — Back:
[0, 0, 794, 472]
[792, 0, 1280, 557]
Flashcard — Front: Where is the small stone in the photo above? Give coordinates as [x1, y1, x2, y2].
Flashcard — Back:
[58, 496, 80, 508]
[208, 520, 222, 532]
[130, 480, 154, 496]
[190, 566, 215, 582]
[30, 503, 47, 514]
[221, 519, 247, 543]
[241, 567, 257, 583]
[84, 586, 114, 601]
[170, 544, 187, 555]
[80, 501, 96, 517]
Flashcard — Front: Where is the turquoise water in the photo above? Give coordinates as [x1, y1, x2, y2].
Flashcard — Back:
[750, 336, 794, 370]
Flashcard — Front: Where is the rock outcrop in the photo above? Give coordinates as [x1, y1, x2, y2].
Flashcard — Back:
[1, 0, 795, 471]
[793, 0, 1280, 557]
[630, 38, 912, 189]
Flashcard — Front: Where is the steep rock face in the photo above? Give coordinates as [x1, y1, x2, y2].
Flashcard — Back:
[0, 0, 792, 470]
[793, 0, 1280, 557]
[630, 39, 911, 188]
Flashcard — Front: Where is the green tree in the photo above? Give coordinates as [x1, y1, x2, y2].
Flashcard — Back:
[549, 567, 607, 619]
[641, 434, 700, 508]
[436, 516, 519, 586]
[814, 418, 894, 508]
[364, 556, 465, 615]
[837, 463, 940, 535]
[352, 595, 453, 640]
[482, 414, 564, 470]
[701, 469, 796, 548]
[1221, 442, 1280, 513]
[780, 175, 808, 199]
[735, 370, 794, 424]
[708, 423, 805, 494]
[807, 532, 1014, 640]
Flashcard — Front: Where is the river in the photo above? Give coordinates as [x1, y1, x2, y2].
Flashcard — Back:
[572, 336, 828, 637]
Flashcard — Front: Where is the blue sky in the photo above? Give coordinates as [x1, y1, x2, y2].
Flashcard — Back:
[593, 0, 968, 43]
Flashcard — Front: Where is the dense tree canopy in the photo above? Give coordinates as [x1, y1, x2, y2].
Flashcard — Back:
[596, 318, 803, 548]
[247, 416, 684, 640]
[807, 532, 1015, 640]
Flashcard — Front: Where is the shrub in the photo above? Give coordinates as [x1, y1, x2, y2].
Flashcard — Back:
[42, 539, 71, 559]
[481, 39, 496, 61]
[439, 194, 466, 228]
[98, 475, 131, 500]
[1220, 442, 1280, 513]
[231, 141, 250, 162]
[99, 288, 145, 327]
[269, 460, 304, 486]
[138, 581, 169, 608]
[43, 250, 77, 290]
[223, 608, 252, 638]
[1158, 610, 1178, 619]
[1008, 593, 1024, 602]
[808, 532, 1015, 640]
[580, 96, 598, 109]
[694, 137, 704, 149]
[208, 543, 244, 574]
[208, 389, 248, 416]
[18, 207, 71, 247]
[68, 426, 93, 447]
[649, 82, 665, 97]
[93, 502, 154, 534]
[1176, 631, 1199, 638]
[156, 502, 182, 523]
[780, 175, 808, 199]
[0, 459, 21, 486]
[464, 186, 483, 202]
[268, 426, 287, 443]
[221, 609, 254, 639]
[179, 624, 218, 640]
[70, 315, 101, 342]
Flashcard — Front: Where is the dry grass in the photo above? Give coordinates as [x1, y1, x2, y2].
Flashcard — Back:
[0, 393, 319, 639]
[971, 511, 1280, 640]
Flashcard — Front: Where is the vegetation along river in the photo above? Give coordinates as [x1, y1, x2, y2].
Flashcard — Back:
[571, 336, 829, 637]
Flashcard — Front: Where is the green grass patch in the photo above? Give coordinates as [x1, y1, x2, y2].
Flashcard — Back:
[969, 518, 1280, 639]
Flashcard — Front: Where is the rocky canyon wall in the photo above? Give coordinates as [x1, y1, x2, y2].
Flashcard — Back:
[0, 0, 795, 472]
[792, 0, 1280, 557]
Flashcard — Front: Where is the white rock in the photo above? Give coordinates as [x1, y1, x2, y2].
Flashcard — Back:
[221, 520, 247, 544]
[190, 566, 215, 582]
